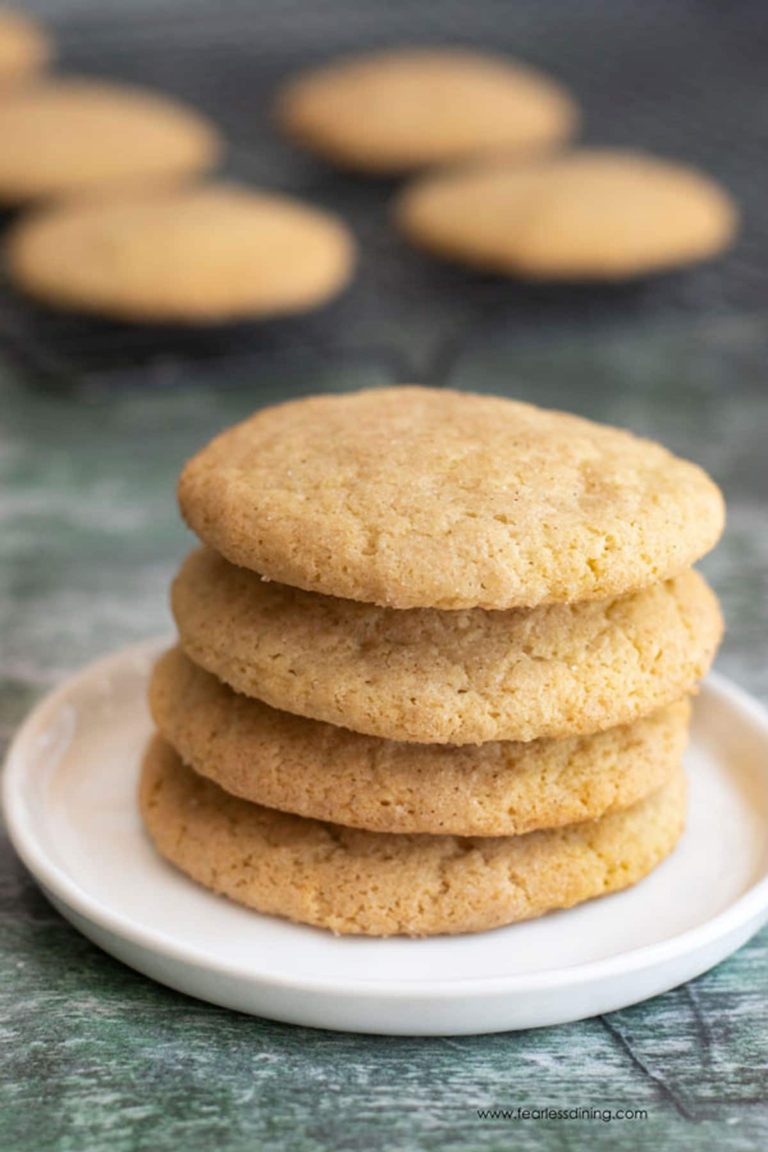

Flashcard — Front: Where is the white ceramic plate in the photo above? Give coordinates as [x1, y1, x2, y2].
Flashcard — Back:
[3, 638, 768, 1035]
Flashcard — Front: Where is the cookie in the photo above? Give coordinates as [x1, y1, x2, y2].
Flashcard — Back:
[151, 647, 689, 836]
[172, 548, 720, 744]
[177, 388, 725, 610]
[7, 183, 355, 322]
[276, 48, 578, 174]
[397, 150, 737, 278]
[0, 78, 219, 203]
[140, 736, 687, 937]
[0, 9, 50, 84]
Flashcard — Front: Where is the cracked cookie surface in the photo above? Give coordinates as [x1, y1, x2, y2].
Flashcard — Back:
[177, 387, 724, 610]
[172, 548, 721, 744]
[151, 647, 689, 835]
[140, 736, 687, 936]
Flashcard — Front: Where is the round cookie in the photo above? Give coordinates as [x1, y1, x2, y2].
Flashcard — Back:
[7, 183, 355, 322]
[276, 48, 578, 174]
[177, 388, 725, 610]
[0, 78, 220, 203]
[172, 549, 720, 745]
[0, 9, 51, 84]
[397, 150, 737, 278]
[151, 647, 689, 836]
[140, 736, 687, 937]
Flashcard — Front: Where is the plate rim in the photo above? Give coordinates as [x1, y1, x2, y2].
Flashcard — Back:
[3, 636, 768, 1001]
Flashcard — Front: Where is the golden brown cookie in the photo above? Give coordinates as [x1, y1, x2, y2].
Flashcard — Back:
[172, 549, 720, 744]
[139, 735, 687, 937]
[7, 183, 355, 322]
[151, 647, 689, 836]
[0, 8, 51, 84]
[0, 78, 219, 203]
[397, 150, 737, 278]
[276, 48, 578, 173]
[177, 388, 725, 610]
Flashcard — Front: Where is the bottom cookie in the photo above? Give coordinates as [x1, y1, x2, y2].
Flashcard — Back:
[139, 736, 686, 938]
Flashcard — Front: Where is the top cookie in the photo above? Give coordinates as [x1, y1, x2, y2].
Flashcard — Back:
[276, 48, 578, 173]
[0, 8, 51, 84]
[397, 150, 737, 278]
[178, 387, 724, 610]
[0, 78, 220, 203]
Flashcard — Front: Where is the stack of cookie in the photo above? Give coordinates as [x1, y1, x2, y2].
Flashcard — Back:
[140, 387, 724, 937]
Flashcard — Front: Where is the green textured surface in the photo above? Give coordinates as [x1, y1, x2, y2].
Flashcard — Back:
[1, 311, 767, 1151]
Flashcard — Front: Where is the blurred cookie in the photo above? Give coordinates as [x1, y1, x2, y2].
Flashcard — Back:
[397, 149, 737, 277]
[140, 735, 687, 936]
[177, 387, 725, 610]
[8, 183, 355, 322]
[277, 48, 578, 173]
[151, 646, 690, 836]
[0, 78, 220, 202]
[172, 548, 720, 744]
[0, 8, 50, 83]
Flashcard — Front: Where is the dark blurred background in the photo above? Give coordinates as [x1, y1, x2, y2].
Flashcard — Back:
[3, 0, 768, 380]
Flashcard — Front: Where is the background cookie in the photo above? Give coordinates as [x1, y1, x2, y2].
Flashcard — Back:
[0, 78, 220, 203]
[397, 149, 737, 278]
[177, 387, 725, 610]
[172, 548, 721, 745]
[151, 647, 689, 836]
[276, 48, 578, 173]
[0, 8, 51, 84]
[7, 183, 356, 322]
[140, 737, 687, 937]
